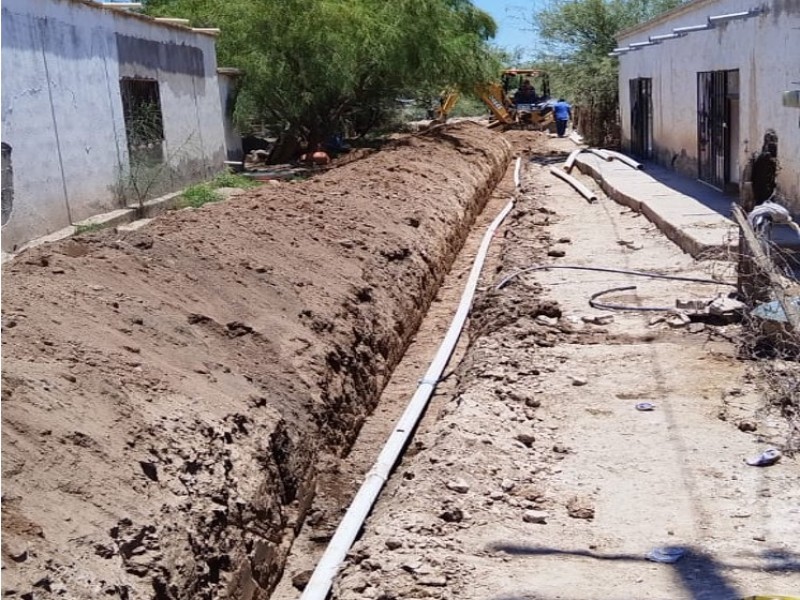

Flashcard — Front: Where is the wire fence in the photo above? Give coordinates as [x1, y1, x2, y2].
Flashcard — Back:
[732, 205, 800, 451]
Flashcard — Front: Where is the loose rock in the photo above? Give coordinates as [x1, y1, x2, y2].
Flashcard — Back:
[385, 539, 403, 550]
[738, 420, 757, 433]
[667, 313, 691, 328]
[535, 315, 559, 327]
[515, 433, 536, 447]
[291, 569, 313, 591]
[446, 479, 470, 494]
[439, 507, 464, 523]
[567, 496, 595, 520]
[522, 510, 549, 524]
[500, 479, 515, 492]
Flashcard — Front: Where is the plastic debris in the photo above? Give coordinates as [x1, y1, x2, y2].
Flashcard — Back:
[751, 297, 800, 323]
[745, 448, 782, 467]
[646, 546, 686, 564]
[635, 402, 656, 411]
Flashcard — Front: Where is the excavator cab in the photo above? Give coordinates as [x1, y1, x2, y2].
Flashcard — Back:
[501, 69, 551, 102]
[500, 69, 554, 130]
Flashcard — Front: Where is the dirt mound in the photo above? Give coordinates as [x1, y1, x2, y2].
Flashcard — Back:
[1, 122, 511, 600]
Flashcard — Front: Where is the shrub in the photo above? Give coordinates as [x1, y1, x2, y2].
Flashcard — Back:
[179, 184, 222, 208]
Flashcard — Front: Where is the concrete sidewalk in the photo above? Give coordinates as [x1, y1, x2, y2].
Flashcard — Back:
[574, 152, 800, 259]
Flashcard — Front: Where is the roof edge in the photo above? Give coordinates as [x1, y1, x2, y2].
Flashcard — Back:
[64, 0, 217, 38]
[617, 0, 718, 41]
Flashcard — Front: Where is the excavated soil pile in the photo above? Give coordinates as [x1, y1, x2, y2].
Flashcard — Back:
[1, 122, 510, 600]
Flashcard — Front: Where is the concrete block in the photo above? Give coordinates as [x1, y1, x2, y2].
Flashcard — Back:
[116, 219, 154, 233]
[129, 191, 183, 218]
[15, 225, 77, 255]
[74, 208, 135, 230]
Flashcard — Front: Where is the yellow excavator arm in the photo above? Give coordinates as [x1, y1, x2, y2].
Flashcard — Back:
[433, 90, 459, 123]
[476, 83, 514, 125]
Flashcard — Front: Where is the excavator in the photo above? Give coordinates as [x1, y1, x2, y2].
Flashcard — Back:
[433, 68, 555, 130]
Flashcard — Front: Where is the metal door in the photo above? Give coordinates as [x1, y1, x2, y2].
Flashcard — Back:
[630, 78, 652, 159]
[697, 70, 728, 189]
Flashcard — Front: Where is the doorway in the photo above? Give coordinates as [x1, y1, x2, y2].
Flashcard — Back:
[630, 78, 652, 159]
[697, 69, 739, 190]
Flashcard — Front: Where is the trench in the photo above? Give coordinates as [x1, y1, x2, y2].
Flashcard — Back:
[323, 140, 800, 600]
[270, 144, 521, 599]
[0, 123, 517, 600]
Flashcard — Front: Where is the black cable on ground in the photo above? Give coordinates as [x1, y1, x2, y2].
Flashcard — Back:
[496, 264, 734, 290]
[589, 285, 673, 312]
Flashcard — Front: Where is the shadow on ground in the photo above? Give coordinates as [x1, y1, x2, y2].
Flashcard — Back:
[486, 542, 800, 600]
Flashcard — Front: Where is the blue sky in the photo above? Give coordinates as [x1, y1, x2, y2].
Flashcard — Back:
[472, 0, 547, 61]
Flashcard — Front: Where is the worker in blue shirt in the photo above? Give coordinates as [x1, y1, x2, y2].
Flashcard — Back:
[553, 98, 572, 137]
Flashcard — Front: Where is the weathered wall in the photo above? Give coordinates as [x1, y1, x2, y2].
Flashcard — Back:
[1, 0, 227, 252]
[617, 0, 800, 209]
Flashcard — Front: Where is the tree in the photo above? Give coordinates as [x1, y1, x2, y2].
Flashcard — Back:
[532, 0, 683, 145]
[145, 0, 502, 159]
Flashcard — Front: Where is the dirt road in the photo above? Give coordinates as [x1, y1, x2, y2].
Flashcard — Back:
[3, 125, 798, 600]
[330, 138, 800, 600]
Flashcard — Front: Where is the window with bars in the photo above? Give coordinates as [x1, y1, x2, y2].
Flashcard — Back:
[120, 78, 164, 154]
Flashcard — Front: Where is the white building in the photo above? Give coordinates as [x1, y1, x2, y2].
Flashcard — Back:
[1, 0, 232, 252]
[615, 0, 800, 208]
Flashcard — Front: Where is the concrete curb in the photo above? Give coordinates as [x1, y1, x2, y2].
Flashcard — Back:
[574, 153, 738, 259]
[3, 191, 189, 263]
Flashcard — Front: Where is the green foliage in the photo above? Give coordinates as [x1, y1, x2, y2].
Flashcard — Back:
[144, 0, 502, 149]
[124, 100, 164, 149]
[533, 0, 683, 145]
[74, 222, 104, 235]
[450, 94, 492, 118]
[179, 184, 222, 208]
[210, 171, 259, 189]
[537, 0, 682, 59]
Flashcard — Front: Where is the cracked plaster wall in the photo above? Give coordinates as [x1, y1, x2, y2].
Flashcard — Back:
[1, 0, 227, 252]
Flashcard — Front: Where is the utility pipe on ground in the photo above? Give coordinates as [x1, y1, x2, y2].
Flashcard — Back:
[299, 158, 523, 600]
[549, 167, 597, 203]
[604, 149, 643, 170]
[563, 148, 586, 173]
[589, 148, 612, 161]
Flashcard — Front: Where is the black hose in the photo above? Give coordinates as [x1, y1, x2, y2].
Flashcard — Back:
[496, 264, 733, 290]
[589, 285, 673, 312]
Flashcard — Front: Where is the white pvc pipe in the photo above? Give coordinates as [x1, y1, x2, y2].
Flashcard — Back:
[563, 148, 585, 174]
[299, 157, 522, 600]
[589, 148, 612, 161]
[603, 149, 643, 170]
[549, 166, 597, 203]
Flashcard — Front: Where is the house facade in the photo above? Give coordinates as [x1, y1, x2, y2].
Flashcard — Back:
[615, 0, 800, 209]
[1, 0, 230, 252]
